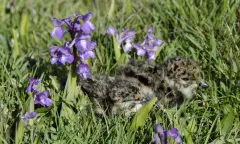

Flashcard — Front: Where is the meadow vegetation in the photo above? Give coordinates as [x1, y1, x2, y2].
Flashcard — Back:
[0, 0, 239, 143]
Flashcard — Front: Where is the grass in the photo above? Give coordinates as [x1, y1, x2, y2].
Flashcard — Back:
[0, 0, 240, 143]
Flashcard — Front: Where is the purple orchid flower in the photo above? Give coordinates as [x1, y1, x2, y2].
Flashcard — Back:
[20, 112, 37, 126]
[72, 12, 95, 34]
[75, 39, 96, 61]
[152, 124, 182, 144]
[26, 77, 41, 93]
[106, 26, 117, 36]
[79, 12, 95, 34]
[51, 18, 67, 40]
[133, 26, 162, 61]
[26, 77, 53, 107]
[50, 12, 96, 79]
[34, 90, 52, 107]
[50, 46, 74, 66]
[51, 12, 95, 40]
[77, 64, 90, 80]
[106, 26, 136, 52]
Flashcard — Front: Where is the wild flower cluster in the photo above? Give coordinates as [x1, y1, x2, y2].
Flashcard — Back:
[20, 112, 36, 126]
[106, 26, 162, 61]
[20, 12, 171, 143]
[106, 26, 136, 53]
[21, 77, 52, 125]
[50, 12, 96, 79]
[152, 124, 182, 144]
[26, 78, 52, 107]
[49, 13, 162, 80]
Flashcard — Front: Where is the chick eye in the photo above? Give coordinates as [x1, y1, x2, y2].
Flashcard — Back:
[182, 77, 189, 81]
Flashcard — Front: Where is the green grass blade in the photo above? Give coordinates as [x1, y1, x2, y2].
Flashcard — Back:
[131, 97, 157, 131]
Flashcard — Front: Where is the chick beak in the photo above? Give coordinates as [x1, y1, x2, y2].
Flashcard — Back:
[199, 81, 209, 88]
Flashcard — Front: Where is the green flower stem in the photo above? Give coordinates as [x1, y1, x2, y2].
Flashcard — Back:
[113, 36, 121, 62]
[66, 45, 78, 102]
[15, 95, 35, 144]
[28, 96, 35, 126]
[61, 45, 78, 121]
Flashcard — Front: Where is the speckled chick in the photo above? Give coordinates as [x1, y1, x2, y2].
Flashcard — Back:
[80, 58, 209, 115]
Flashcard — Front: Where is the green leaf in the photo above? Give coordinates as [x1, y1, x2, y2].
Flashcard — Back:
[49, 76, 60, 91]
[183, 127, 194, 144]
[131, 97, 157, 130]
[209, 136, 225, 144]
[221, 105, 235, 136]
[232, 59, 238, 73]
[35, 106, 52, 113]
[124, 0, 132, 15]
[184, 34, 203, 50]
[65, 70, 77, 102]
[108, 0, 115, 20]
[20, 12, 29, 37]
[113, 36, 121, 62]
[26, 96, 34, 126]
[187, 118, 197, 133]
[12, 29, 19, 58]
[15, 120, 24, 144]
[210, 32, 216, 58]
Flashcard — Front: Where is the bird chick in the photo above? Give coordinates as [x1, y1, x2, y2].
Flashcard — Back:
[80, 58, 209, 115]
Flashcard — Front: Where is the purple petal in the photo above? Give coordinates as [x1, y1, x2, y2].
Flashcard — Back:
[81, 12, 93, 21]
[60, 54, 74, 64]
[50, 46, 74, 65]
[147, 26, 153, 33]
[136, 49, 146, 56]
[34, 90, 52, 107]
[121, 28, 127, 33]
[76, 33, 91, 39]
[88, 42, 96, 51]
[81, 21, 95, 34]
[82, 51, 95, 60]
[73, 13, 82, 19]
[26, 112, 37, 119]
[76, 39, 88, 52]
[152, 134, 161, 144]
[51, 27, 63, 40]
[51, 58, 58, 64]
[118, 29, 135, 44]
[51, 18, 62, 27]
[151, 45, 160, 52]
[20, 115, 26, 119]
[123, 42, 132, 52]
[154, 124, 164, 133]
[77, 64, 90, 80]
[41, 97, 52, 107]
[126, 30, 136, 41]
[147, 51, 156, 61]
[50, 46, 59, 56]
[106, 26, 116, 36]
[20, 112, 37, 119]
[59, 46, 72, 55]
[28, 77, 35, 83]
[146, 33, 155, 40]
[155, 39, 163, 46]
[66, 55, 74, 63]
[73, 20, 81, 31]
[133, 44, 142, 49]
[42, 90, 50, 97]
[26, 78, 40, 93]
[127, 30, 136, 35]
[26, 86, 32, 93]
[62, 17, 72, 23]
[167, 128, 179, 139]
[175, 136, 182, 144]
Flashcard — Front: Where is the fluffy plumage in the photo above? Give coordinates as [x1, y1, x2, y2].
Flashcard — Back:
[80, 58, 209, 115]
